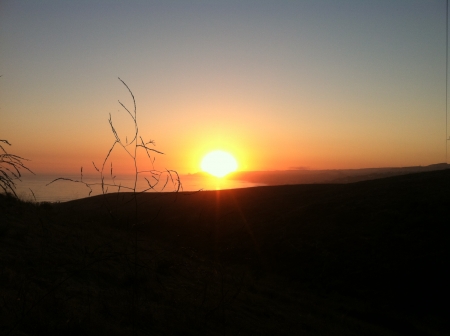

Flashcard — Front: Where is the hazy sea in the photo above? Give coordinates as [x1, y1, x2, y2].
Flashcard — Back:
[12, 173, 264, 203]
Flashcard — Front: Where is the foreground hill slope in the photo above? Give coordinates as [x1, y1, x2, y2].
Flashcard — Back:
[1, 169, 449, 335]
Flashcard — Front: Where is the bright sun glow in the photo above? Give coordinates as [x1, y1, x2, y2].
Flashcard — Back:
[201, 150, 238, 177]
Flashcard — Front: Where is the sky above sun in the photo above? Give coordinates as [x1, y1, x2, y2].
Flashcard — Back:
[0, 0, 449, 175]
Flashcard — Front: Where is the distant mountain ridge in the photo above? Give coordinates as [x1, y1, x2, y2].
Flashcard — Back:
[225, 163, 450, 185]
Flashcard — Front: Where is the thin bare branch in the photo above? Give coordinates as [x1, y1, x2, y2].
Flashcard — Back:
[118, 77, 136, 118]
[108, 114, 121, 143]
[92, 161, 100, 172]
[0, 139, 12, 146]
[137, 144, 164, 155]
[29, 188, 37, 202]
[118, 100, 136, 122]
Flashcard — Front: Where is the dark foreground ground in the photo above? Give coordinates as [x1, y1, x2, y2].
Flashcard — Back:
[1, 169, 449, 335]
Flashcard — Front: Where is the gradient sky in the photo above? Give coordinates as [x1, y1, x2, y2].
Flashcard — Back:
[1, 0, 448, 175]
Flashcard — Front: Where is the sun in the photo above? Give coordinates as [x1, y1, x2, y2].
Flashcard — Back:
[201, 150, 238, 178]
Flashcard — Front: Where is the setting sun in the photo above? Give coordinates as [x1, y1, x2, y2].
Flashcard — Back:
[201, 150, 238, 177]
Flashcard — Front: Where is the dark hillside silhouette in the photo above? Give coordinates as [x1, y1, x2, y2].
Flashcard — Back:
[1, 169, 449, 335]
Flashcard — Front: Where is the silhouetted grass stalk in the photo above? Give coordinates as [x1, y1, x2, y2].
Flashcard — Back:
[48, 77, 182, 200]
[0, 139, 34, 198]
[47, 78, 182, 334]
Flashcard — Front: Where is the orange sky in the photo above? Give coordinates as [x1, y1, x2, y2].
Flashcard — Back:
[1, 1, 448, 176]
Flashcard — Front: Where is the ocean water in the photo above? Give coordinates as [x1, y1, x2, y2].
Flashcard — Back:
[11, 173, 264, 203]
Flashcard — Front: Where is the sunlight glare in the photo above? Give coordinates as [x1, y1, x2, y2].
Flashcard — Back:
[201, 150, 238, 177]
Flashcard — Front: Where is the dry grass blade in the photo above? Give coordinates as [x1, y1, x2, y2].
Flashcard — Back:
[92, 161, 100, 172]
[51, 78, 182, 199]
[0, 139, 34, 197]
[44, 79, 183, 335]
[46, 177, 94, 196]
[108, 114, 121, 143]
